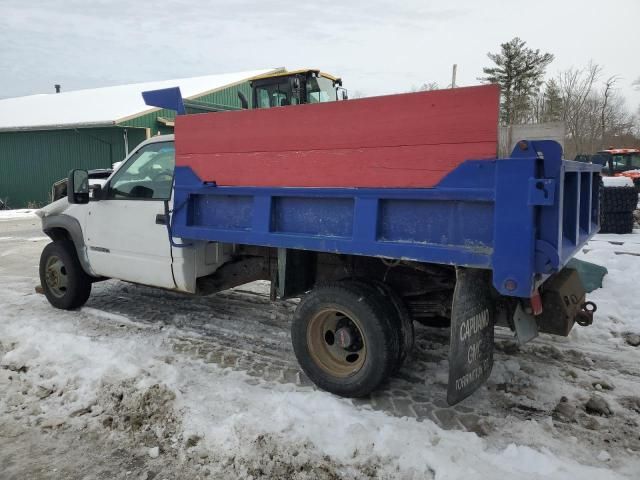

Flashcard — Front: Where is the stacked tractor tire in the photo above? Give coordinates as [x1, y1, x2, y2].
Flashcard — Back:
[600, 184, 638, 234]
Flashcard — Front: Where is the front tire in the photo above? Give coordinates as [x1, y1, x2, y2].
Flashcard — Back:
[291, 281, 401, 397]
[39, 240, 92, 310]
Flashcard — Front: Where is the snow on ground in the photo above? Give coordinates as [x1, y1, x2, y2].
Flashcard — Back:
[1, 219, 639, 479]
[0, 209, 38, 221]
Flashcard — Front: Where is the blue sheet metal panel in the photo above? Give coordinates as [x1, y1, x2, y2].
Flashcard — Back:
[563, 172, 579, 244]
[173, 164, 498, 202]
[172, 165, 496, 268]
[491, 155, 538, 297]
[190, 195, 253, 230]
[177, 224, 494, 267]
[437, 160, 497, 189]
[378, 200, 493, 249]
[272, 197, 354, 237]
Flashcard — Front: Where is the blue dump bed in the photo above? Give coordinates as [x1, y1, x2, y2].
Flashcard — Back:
[171, 140, 601, 299]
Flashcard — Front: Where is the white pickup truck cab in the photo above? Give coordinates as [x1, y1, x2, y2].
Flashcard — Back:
[37, 134, 233, 309]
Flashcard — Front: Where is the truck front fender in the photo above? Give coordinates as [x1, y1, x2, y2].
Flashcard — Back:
[42, 214, 97, 277]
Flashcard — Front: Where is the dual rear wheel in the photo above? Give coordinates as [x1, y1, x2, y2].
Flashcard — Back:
[291, 280, 414, 398]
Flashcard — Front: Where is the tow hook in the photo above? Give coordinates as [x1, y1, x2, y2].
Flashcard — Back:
[576, 301, 597, 327]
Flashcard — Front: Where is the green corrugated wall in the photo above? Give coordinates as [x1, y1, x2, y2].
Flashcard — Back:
[192, 81, 253, 109]
[0, 80, 253, 208]
[0, 127, 146, 207]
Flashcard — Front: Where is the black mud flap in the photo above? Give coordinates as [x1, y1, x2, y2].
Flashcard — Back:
[447, 267, 495, 405]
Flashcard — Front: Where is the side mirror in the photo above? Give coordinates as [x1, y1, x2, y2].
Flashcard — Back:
[337, 87, 348, 100]
[67, 169, 89, 204]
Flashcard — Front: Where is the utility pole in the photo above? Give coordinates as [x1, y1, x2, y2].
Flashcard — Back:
[451, 64, 457, 88]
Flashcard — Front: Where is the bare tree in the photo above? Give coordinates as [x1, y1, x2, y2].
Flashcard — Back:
[600, 76, 619, 150]
[554, 64, 636, 157]
[409, 82, 439, 92]
[556, 63, 601, 155]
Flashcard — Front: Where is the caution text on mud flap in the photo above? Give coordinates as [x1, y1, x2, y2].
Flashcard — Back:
[459, 309, 490, 342]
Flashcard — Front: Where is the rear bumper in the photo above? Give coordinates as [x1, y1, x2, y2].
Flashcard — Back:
[536, 267, 595, 336]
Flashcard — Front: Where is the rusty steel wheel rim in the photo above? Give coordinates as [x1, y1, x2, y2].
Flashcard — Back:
[45, 255, 69, 298]
[307, 308, 367, 378]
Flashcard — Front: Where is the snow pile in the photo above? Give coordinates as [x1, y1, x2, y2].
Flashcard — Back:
[0, 297, 627, 479]
[601, 176, 635, 187]
[575, 239, 640, 344]
[0, 209, 38, 221]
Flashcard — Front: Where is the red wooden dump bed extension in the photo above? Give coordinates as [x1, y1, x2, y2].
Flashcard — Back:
[175, 84, 500, 189]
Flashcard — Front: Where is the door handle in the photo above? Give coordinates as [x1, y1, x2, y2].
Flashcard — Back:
[155, 213, 167, 225]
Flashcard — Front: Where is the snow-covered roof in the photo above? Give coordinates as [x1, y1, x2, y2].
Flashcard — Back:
[0, 68, 276, 131]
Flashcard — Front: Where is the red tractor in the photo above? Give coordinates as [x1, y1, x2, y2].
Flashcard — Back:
[594, 148, 640, 190]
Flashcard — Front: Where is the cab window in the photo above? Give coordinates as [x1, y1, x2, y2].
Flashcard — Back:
[255, 81, 298, 108]
[306, 76, 336, 103]
[611, 155, 629, 173]
[108, 142, 175, 200]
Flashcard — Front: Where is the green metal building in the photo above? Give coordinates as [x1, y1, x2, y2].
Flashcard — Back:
[0, 69, 275, 208]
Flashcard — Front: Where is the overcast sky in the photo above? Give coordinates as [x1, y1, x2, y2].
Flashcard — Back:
[1, 0, 639, 111]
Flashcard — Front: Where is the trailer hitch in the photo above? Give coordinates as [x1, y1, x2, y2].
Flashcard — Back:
[576, 301, 597, 327]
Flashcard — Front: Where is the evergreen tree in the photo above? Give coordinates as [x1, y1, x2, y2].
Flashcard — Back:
[542, 79, 563, 122]
[481, 38, 554, 125]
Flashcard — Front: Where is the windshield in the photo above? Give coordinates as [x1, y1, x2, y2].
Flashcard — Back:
[255, 81, 299, 108]
[108, 141, 175, 199]
[607, 153, 640, 173]
[306, 76, 336, 103]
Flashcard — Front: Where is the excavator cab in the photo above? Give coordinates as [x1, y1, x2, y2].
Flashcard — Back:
[243, 69, 346, 109]
[141, 69, 346, 116]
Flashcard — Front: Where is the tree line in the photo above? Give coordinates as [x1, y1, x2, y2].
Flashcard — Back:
[480, 37, 637, 158]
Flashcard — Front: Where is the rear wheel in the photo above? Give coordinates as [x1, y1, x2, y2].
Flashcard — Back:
[375, 282, 415, 371]
[291, 281, 400, 397]
[39, 240, 92, 310]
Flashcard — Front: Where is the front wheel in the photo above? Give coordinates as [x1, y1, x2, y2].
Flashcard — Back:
[39, 240, 92, 310]
[291, 281, 401, 397]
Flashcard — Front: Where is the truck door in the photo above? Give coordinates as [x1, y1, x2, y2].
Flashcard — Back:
[85, 140, 176, 289]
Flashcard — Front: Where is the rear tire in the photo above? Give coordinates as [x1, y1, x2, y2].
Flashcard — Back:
[360, 279, 414, 372]
[291, 281, 400, 397]
[39, 240, 92, 310]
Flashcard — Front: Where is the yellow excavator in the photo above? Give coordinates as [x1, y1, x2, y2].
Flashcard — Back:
[241, 68, 347, 109]
[181, 68, 347, 113]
